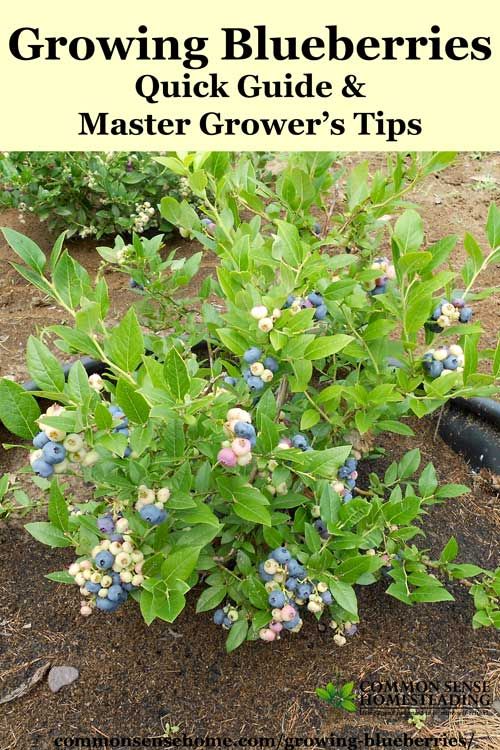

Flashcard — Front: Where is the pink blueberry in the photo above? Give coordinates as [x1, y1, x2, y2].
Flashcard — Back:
[280, 604, 298, 622]
[270, 621, 284, 633]
[231, 438, 252, 457]
[259, 628, 276, 642]
[217, 448, 238, 467]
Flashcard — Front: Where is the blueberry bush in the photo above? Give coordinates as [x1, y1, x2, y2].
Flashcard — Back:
[1, 150, 500, 652]
[0, 151, 200, 239]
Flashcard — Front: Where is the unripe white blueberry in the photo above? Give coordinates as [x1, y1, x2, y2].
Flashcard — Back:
[311, 505, 321, 518]
[437, 315, 451, 329]
[441, 303, 456, 317]
[82, 449, 100, 467]
[82, 569, 92, 581]
[88, 374, 105, 391]
[101, 575, 112, 587]
[63, 433, 84, 453]
[53, 459, 70, 475]
[42, 426, 67, 442]
[68, 563, 81, 577]
[227, 408, 252, 424]
[265, 581, 279, 593]
[308, 600, 323, 613]
[156, 487, 171, 503]
[344, 621, 353, 630]
[100, 540, 111, 550]
[365, 549, 376, 556]
[90, 572, 102, 584]
[115, 552, 131, 568]
[276, 482, 288, 496]
[138, 485, 155, 504]
[131, 551, 144, 563]
[80, 560, 92, 571]
[258, 317, 274, 333]
[109, 542, 121, 556]
[273, 572, 286, 584]
[433, 348, 449, 362]
[263, 559, 279, 575]
[259, 627, 276, 642]
[120, 570, 133, 583]
[334, 634, 347, 647]
[250, 305, 268, 320]
[114, 518, 129, 533]
[267, 459, 278, 471]
[29, 449, 43, 466]
[69, 449, 87, 463]
[317, 581, 328, 593]
[74, 573, 86, 587]
[271, 608, 283, 621]
[272, 308, 281, 319]
[46, 404, 65, 417]
[227, 608, 239, 622]
[261, 369, 274, 383]
[329, 620, 338, 630]
[266, 485, 277, 496]
[98, 588, 108, 598]
[122, 542, 133, 554]
[134, 562, 143, 574]
[449, 344, 463, 357]
[237, 453, 253, 467]
[332, 481, 345, 495]
[250, 362, 265, 377]
[80, 605, 93, 617]
[132, 574, 144, 587]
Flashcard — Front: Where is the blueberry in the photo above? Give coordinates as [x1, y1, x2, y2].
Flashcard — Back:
[308, 292, 323, 307]
[343, 492, 353, 503]
[108, 584, 127, 603]
[431, 305, 442, 321]
[42, 441, 67, 465]
[321, 591, 333, 605]
[213, 609, 225, 625]
[242, 368, 251, 381]
[258, 562, 274, 582]
[314, 304, 328, 321]
[427, 360, 444, 379]
[271, 547, 291, 564]
[338, 466, 351, 479]
[97, 516, 115, 534]
[95, 597, 120, 612]
[94, 551, 114, 570]
[112, 573, 121, 585]
[459, 307, 473, 323]
[124, 447, 132, 458]
[312, 222, 322, 236]
[243, 347, 262, 364]
[109, 533, 124, 542]
[346, 479, 356, 490]
[85, 581, 101, 594]
[345, 624, 358, 636]
[263, 357, 279, 373]
[223, 616, 233, 628]
[139, 505, 165, 525]
[345, 458, 357, 471]
[247, 376, 264, 391]
[129, 278, 144, 290]
[287, 559, 306, 579]
[422, 352, 434, 362]
[122, 583, 135, 592]
[370, 285, 386, 296]
[234, 422, 256, 441]
[283, 615, 301, 630]
[285, 577, 298, 591]
[268, 590, 286, 608]
[224, 376, 238, 386]
[283, 295, 295, 309]
[443, 356, 458, 371]
[292, 434, 309, 451]
[314, 519, 328, 535]
[108, 405, 124, 417]
[114, 427, 130, 437]
[32, 431, 49, 449]
[297, 583, 313, 600]
[32, 459, 54, 478]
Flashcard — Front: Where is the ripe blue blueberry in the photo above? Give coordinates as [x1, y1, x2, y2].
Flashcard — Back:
[94, 551, 114, 570]
[312, 222, 322, 236]
[122, 582, 135, 592]
[124, 447, 132, 458]
[321, 591, 333, 605]
[234, 422, 256, 441]
[263, 356, 279, 373]
[129, 278, 144, 290]
[97, 516, 115, 534]
[223, 616, 233, 628]
[85, 581, 101, 594]
[32, 431, 49, 449]
[345, 458, 357, 471]
[213, 609, 225, 625]
[114, 426, 130, 437]
[109, 533, 124, 542]
[224, 376, 238, 386]
[271, 547, 292, 564]
[338, 466, 351, 479]
[314, 519, 329, 538]
[32, 459, 54, 478]
[284, 295, 295, 309]
[283, 615, 301, 630]
[112, 573, 121, 585]
[297, 583, 313, 600]
[308, 292, 323, 307]
[346, 479, 356, 490]
[370, 285, 386, 296]
[343, 492, 353, 503]
[459, 307, 473, 323]
[443, 356, 458, 371]
[268, 590, 286, 608]
[95, 597, 120, 612]
[287, 559, 306, 579]
[292, 434, 309, 450]
[258, 562, 274, 582]
[427, 360, 444, 379]
[243, 347, 262, 364]
[285, 577, 298, 591]
[42, 442, 67, 465]
[139, 505, 166, 525]
[431, 305, 443, 321]
[247, 376, 264, 391]
[314, 304, 328, 321]
[108, 405, 124, 417]
[108, 584, 127, 603]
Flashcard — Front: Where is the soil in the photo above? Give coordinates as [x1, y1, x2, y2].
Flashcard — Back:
[0, 154, 500, 748]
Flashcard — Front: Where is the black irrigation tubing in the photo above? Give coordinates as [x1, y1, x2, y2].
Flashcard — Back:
[17, 353, 500, 475]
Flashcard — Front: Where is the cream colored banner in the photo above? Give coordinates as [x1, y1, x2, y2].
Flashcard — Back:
[0, 0, 498, 150]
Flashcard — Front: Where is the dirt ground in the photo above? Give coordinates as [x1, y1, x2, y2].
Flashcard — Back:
[0, 154, 499, 748]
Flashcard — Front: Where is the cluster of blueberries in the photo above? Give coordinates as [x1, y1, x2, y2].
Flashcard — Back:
[218, 407, 257, 468]
[69, 514, 144, 616]
[129, 278, 145, 291]
[212, 603, 240, 629]
[276, 434, 313, 453]
[257, 547, 334, 642]
[249, 305, 281, 334]
[429, 298, 473, 332]
[29, 404, 99, 478]
[200, 217, 217, 235]
[369, 257, 396, 296]
[283, 292, 328, 321]
[314, 457, 358, 538]
[135, 484, 170, 525]
[108, 404, 132, 458]
[422, 344, 465, 379]
[224, 347, 279, 393]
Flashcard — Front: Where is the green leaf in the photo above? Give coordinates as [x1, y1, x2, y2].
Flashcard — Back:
[226, 619, 249, 653]
[104, 308, 144, 373]
[394, 210, 424, 254]
[163, 418, 186, 458]
[435, 484, 469, 499]
[0, 378, 41, 439]
[154, 589, 186, 622]
[329, 580, 358, 616]
[162, 547, 200, 586]
[440, 537, 458, 563]
[272, 221, 304, 268]
[26, 336, 65, 392]
[139, 589, 156, 625]
[2, 227, 46, 272]
[24, 521, 72, 548]
[196, 585, 227, 613]
[304, 335, 353, 360]
[66, 360, 92, 403]
[411, 586, 454, 603]
[45, 570, 74, 584]
[486, 203, 500, 249]
[418, 463, 438, 497]
[163, 348, 190, 401]
[47, 479, 69, 531]
[115, 378, 150, 424]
